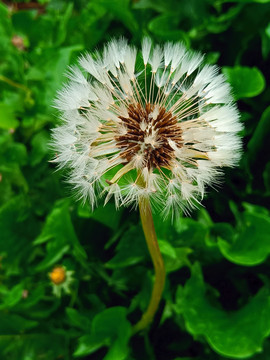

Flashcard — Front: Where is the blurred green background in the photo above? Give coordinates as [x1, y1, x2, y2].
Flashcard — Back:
[0, 0, 270, 359]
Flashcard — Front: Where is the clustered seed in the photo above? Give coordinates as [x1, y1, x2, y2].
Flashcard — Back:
[115, 103, 183, 169]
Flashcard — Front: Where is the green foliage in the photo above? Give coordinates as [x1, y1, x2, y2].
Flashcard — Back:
[222, 66, 265, 99]
[0, 0, 270, 359]
[175, 263, 270, 358]
[217, 203, 270, 265]
[74, 307, 131, 359]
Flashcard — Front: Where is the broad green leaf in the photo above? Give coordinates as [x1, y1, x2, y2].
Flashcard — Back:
[222, 66, 265, 99]
[74, 307, 131, 359]
[210, 222, 235, 243]
[74, 334, 107, 357]
[205, 5, 242, 34]
[158, 239, 177, 259]
[149, 14, 190, 44]
[172, 217, 222, 264]
[217, 208, 270, 266]
[158, 239, 192, 273]
[0, 103, 19, 130]
[105, 225, 147, 268]
[242, 202, 269, 216]
[176, 263, 270, 358]
[34, 199, 87, 270]
[164, 247, 192, 273]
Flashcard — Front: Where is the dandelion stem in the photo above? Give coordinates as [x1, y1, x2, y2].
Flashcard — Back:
[133, 196, 166, 334]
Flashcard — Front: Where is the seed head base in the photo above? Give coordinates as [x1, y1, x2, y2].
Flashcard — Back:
[115, 102, 183, 170]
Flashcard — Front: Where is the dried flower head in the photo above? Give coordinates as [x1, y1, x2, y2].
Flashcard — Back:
[52, 38, 242, 217]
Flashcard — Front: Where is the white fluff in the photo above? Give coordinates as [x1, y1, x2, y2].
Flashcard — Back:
[149, 45, 163, 73]
[52, 38, 243, 217]
[142, 37, 152, 65]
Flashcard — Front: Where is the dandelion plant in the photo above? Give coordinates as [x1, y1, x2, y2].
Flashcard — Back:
[52, 38, 242, 333]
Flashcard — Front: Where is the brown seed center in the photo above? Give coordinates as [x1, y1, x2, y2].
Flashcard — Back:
[115, 103, 183, 169]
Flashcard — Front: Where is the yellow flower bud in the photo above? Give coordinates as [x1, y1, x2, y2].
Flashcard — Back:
[49, 266, 66, 285]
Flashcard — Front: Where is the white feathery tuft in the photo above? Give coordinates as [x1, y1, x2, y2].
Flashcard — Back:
[52, 38, 243, 218]
[142, 37, 152, 65]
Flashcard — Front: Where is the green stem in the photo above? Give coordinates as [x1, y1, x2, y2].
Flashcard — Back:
[133, 196, 166, 334]
[0, 75, 30, 93]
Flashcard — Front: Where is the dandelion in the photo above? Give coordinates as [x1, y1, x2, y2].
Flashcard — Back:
[52, 38, 242, 331]
[52, 38, 242, 217]
[49, 266, 74, 297]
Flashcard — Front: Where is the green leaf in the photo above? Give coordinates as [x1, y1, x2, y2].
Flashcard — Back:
[105, 225, 147, 269]
[65, 307, 91, 331]
[17, 285, 45, 310]
[133, 0, 176, 12]
[158, 239, 177, 259]
[0, 196, 37, 274]
[74, 307, 131, 359]
[176, 263, 270, 358]
[29, 130, 50, 167]
[39, 45, 83, 110]
[222, 66, 265, 99]
[164, 247, 192, 273]
[54, 2, 73, 46]
[247, 106, 270, 166]
[158, 239, 192, 273]
[3, 142, 28, 166]
[172, 217, 222, 264]
[0, 283, 24, 310]
[77, 201, 123, 231]
[0, 312, 38, 334]
[262, 22, 270, 58]
[0, 334, 68, 360]
[91, 0, 139, 35]
[217, 206, 270, 266]
[34, 199, 87, 270]
[149, 14, 190, 44]
[74, 334, 107, 357]
[0, 103, 19, 130]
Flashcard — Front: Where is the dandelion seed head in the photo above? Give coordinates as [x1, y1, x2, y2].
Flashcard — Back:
[52, 38, 243, 217]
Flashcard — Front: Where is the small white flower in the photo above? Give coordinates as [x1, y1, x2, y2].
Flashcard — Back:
[52, 38, 243, 217]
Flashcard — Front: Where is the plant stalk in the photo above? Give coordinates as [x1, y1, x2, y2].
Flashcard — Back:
[133, 196, 166, 334]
